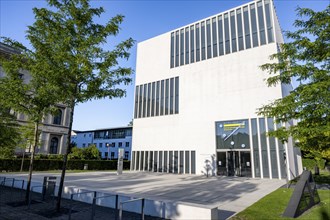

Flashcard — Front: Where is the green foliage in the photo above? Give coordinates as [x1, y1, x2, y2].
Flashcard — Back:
[302, 158, 319, 170]
[69, 145, 100, 160]
[0, 159, 130, 171]
[0, 108, 21, 158]
[258, 6, 330, 154]
[302, 158, 326, 170]
[68, 147, 84, 160]
[25, 0, 135, 108]
[83, 145, 100, 160]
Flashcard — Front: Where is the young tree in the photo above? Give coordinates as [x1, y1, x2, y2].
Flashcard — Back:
[18, 122, 36, 172]
[0, 40, 60, 202]
[25, 0, 134, 211]
[258, 6, 330, 156]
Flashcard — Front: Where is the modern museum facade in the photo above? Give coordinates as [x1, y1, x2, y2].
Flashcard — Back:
[131, 0, 302, 180]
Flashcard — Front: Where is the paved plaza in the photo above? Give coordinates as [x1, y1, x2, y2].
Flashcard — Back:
[1, 171, 286, 219]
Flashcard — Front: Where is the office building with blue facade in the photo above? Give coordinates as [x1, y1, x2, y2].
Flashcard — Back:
[72, 126, 132, 160]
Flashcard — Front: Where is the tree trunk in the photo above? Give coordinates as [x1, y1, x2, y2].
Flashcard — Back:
[56, 100, 75, 212]
[25, 121, 39, 203]
[20, 147, 26, 172]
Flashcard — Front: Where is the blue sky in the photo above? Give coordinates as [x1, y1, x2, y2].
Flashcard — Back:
[0, 0, 328, 131]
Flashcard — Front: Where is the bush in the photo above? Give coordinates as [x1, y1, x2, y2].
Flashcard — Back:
[0, 159, 130, 172]
[302, 158, 317, 170]
[302, 158, 326, 170]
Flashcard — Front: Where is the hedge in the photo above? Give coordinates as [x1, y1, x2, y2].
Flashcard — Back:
[0, 159, 130, 172]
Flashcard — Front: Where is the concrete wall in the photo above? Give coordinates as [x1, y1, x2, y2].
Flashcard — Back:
[3, 178, 218, 220]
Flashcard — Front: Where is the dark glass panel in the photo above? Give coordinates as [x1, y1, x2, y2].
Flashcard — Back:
[206, 19, 211, 59]
[140, 151, 144, 171]
[185, 151, 190, 174]
[144, 151, 149, 171]
[160, 80, 164, 115]
[156, 81, 160, 116]
[174, 151, 178, 173]
[179, 151, 184, 174]
[134, 86, 139, 119]
[250, 3, 259, 47]
[143, 84, 147, 118]
[257, 1, 266, 45]
[230, 11, 237, 53]
[136, 151, 140, 170]
[276, 123, 287, 178]
[175, 77, 179, 114]
[259, 118, 269, 178]
[201, 21, 206, 60]
[196, 23, 200, 62]
[237, 9, 244, 51]
[131, 151, 135, 170]
[169, 151, 173, 173]
[164, 151, 168, 172]
[251, 118, 260, 177]
[185, 27, 190, 64]
[265, 0, 274, 43]
[149, 151, 153, 171]
[151, 82, 155, 117]
[218, 15, 224, 55]
[159, 151, 163, 172]
[170, 78, 174, 114]
[147, 83, 151, 117]
[154, 151, 158, 172]
[175, 30, 179, 67]
[190, 25, 195, 63]
[138, 85, 143, 118]
[268, 118, 278, 178]
[212, 17, 218, 57]
[224, 13, 230, 54]
[180, 29, 184, 65]
[243, 6, 251, 49]
[165, 79, 169, 115]
[170, 32, 174, 68]
[191, 151, 196, 174]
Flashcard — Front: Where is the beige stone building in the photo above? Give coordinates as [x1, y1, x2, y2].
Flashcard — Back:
[0, 42, 70, 154]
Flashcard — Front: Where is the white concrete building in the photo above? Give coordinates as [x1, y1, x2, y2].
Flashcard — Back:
[131, 0, 302, 179]
[0, 42, 71, 155]
[72, 126, 133, 160]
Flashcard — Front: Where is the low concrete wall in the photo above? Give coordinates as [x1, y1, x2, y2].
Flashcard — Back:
[61, 186, 218, 220]
[1, 177, 218, 220]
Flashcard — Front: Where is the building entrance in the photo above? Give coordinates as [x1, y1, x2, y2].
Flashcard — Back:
[217, 151, 252, 177]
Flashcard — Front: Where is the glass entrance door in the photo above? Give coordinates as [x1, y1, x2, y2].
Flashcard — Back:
[240, 151, 252, 177]
[227, 151, 239, 176]
[217, 151, 252, 177]
[217, 152, 227, 175]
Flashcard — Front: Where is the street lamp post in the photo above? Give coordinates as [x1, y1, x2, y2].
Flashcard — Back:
[106, 143, 110, 160]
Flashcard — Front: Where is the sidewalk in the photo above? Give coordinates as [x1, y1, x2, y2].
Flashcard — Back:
[0, 185, 163, 220]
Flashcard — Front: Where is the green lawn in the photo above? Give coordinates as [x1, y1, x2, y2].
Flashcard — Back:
[230, 189, 330, 220]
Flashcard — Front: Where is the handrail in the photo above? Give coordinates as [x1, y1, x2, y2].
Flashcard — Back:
[12, 179, 25, 189]
[0, 176, 6, 183]
[0, 177, 14, 187]
[28, 185, 43, 209]
[119, 198, 145, 220]
[68, 190, 97, 220]
[71, 190, 97, 201]
[90, 194, 118, 220]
